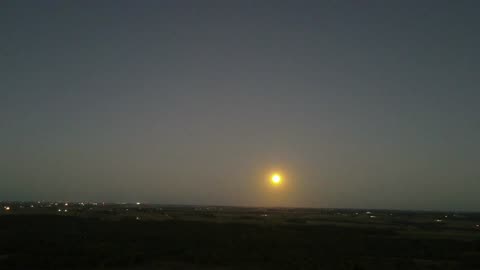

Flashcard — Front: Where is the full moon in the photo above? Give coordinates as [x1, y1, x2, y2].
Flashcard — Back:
[271, 174, 282, 185]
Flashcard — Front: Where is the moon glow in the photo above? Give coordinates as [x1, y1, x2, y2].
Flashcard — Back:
[271, 174, 282, 185]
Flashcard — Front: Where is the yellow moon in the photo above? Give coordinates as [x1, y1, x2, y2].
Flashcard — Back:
[271, 174, 282, 185]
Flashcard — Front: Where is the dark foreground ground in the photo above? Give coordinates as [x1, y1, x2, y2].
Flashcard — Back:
[1, 203, 480, 269]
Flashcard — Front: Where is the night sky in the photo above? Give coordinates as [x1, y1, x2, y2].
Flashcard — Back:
[1, 1, 479, 211]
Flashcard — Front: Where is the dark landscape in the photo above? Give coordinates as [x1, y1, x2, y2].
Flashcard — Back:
[1, 202, 480, 269]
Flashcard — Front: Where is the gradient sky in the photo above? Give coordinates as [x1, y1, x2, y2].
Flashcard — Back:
[1, 1, 479, 211]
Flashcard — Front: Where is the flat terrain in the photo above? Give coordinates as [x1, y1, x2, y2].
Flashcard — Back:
[1, 202, 480, 269]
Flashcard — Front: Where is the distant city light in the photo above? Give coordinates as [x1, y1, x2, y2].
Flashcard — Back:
[4, 206, 10, 211]
[435, 219, 443, 222]
[65, 203, 68, 206]
[136, 202, 141, 205]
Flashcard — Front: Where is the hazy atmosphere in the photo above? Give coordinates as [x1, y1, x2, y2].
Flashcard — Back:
[1, 1, 479, 211]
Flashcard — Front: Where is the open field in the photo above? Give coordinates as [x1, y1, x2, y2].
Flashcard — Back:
[1, 202, 480, 269]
